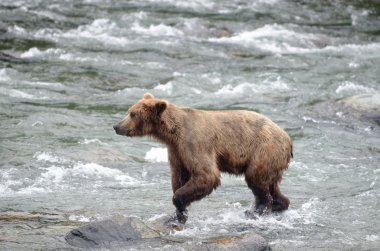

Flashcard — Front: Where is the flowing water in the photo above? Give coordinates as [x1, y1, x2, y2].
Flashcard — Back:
[1, 0, 380, 250]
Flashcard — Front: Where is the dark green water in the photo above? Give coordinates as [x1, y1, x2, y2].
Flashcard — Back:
[1, 0, 380, 250]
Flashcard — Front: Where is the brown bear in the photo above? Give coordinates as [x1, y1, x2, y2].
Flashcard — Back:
[113, 93, 293, 224]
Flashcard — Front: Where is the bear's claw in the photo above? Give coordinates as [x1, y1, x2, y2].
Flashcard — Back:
[164, 213, 186, 231]
[176, 209, 188, 224]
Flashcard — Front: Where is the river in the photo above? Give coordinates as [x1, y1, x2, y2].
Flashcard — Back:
[1, 0, 379, 250]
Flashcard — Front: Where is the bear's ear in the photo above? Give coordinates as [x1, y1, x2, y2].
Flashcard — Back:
[143, 93, 154, 99]
[155, 100, 167, 115]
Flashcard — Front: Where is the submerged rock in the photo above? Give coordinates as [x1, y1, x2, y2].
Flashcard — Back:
[202, 232, 271, 251]
[314, 93, 380, 126]
[338, 93, 380, 125]
[65, 215, 271, 250]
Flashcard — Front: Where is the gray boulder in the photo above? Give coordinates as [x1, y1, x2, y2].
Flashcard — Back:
[65, 216, 159, 248]
[65, 215, 271, 250]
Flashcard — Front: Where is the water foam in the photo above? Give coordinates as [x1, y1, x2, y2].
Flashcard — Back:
[22, 80, 64, 88]
[0, 184, 9, 196]
[20, 47, 63, 58]
[116, 86, 148, 99]
[365, 235, 379, 242]
[209, 24, 380, 55]
[201, 73, 222, 85]
[302, 116, 337, 125]
[31, 121, 42, 127]
[61, 53, 105, 63]
[0, 68, 11, 81]
[154, 82, 173, 94]
[131, 22, 184, 37]
[335, 81, 375, 95]
[69, 163, 138, 186]
[78, 138, 109, 146]
[40, 165, 67, 183]
[30, 9, 66, 22]
[145, 0, 215, 10]
[11, 162, 140, 195]
[0, 169, 31, 196]
[215, 83, 248, 96]
[19, 47, 97, 64]
[349, 7, 369, 27]
[209, 24, 323, 54]
[55, 19, 130, 47]
[68, 214, 93, 222]
[144, 147, 168, 163]
[215, 77, 289, 96]
[7, 25, 28, 36]
[17, 186, 50, 194]
[31, 152, 141, 190]
[255, 0, 278, 4]
[132, 11, 147, 20]
[0, 87, 35, 99]
[34, 152, 70, 164]
[173, 197, 321, 239]
[68, 18, 116, 35]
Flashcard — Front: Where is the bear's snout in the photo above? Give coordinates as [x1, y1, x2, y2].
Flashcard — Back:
[113, 123, 132, 136]
[113, 124, 122, 135]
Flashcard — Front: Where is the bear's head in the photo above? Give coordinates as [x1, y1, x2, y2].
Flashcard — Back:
[113, 93, 167, 137]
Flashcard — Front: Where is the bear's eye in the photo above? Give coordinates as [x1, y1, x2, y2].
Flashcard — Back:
[130, 112, 136, 118]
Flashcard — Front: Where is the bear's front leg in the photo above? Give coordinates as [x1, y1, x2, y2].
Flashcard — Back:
[172, 174, 219, 224]
[169, 148, 190, 193]
[170, 166, 190, 194]
[168, 152, 190, 224]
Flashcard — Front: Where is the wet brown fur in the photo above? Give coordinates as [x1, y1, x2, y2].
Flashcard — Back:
[114, 93, 293, 223]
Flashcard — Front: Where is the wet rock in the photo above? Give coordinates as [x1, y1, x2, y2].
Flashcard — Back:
[338, 93, 380, 125]
[65, 215, 271, 250]
[0, 211, 65, 222]
[211, 233, 271, 251]
[65, 216, 159, 248]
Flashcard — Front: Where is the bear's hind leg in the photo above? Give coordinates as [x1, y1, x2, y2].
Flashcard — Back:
[248, 184, 273, 215]
[245, 167, 273, 215]
[270, 183, 290, 212]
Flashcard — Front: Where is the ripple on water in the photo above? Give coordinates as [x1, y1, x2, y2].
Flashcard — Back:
[0, 152, 143, 197]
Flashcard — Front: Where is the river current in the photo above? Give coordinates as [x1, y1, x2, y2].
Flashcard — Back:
[1, 0, 380, 250]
